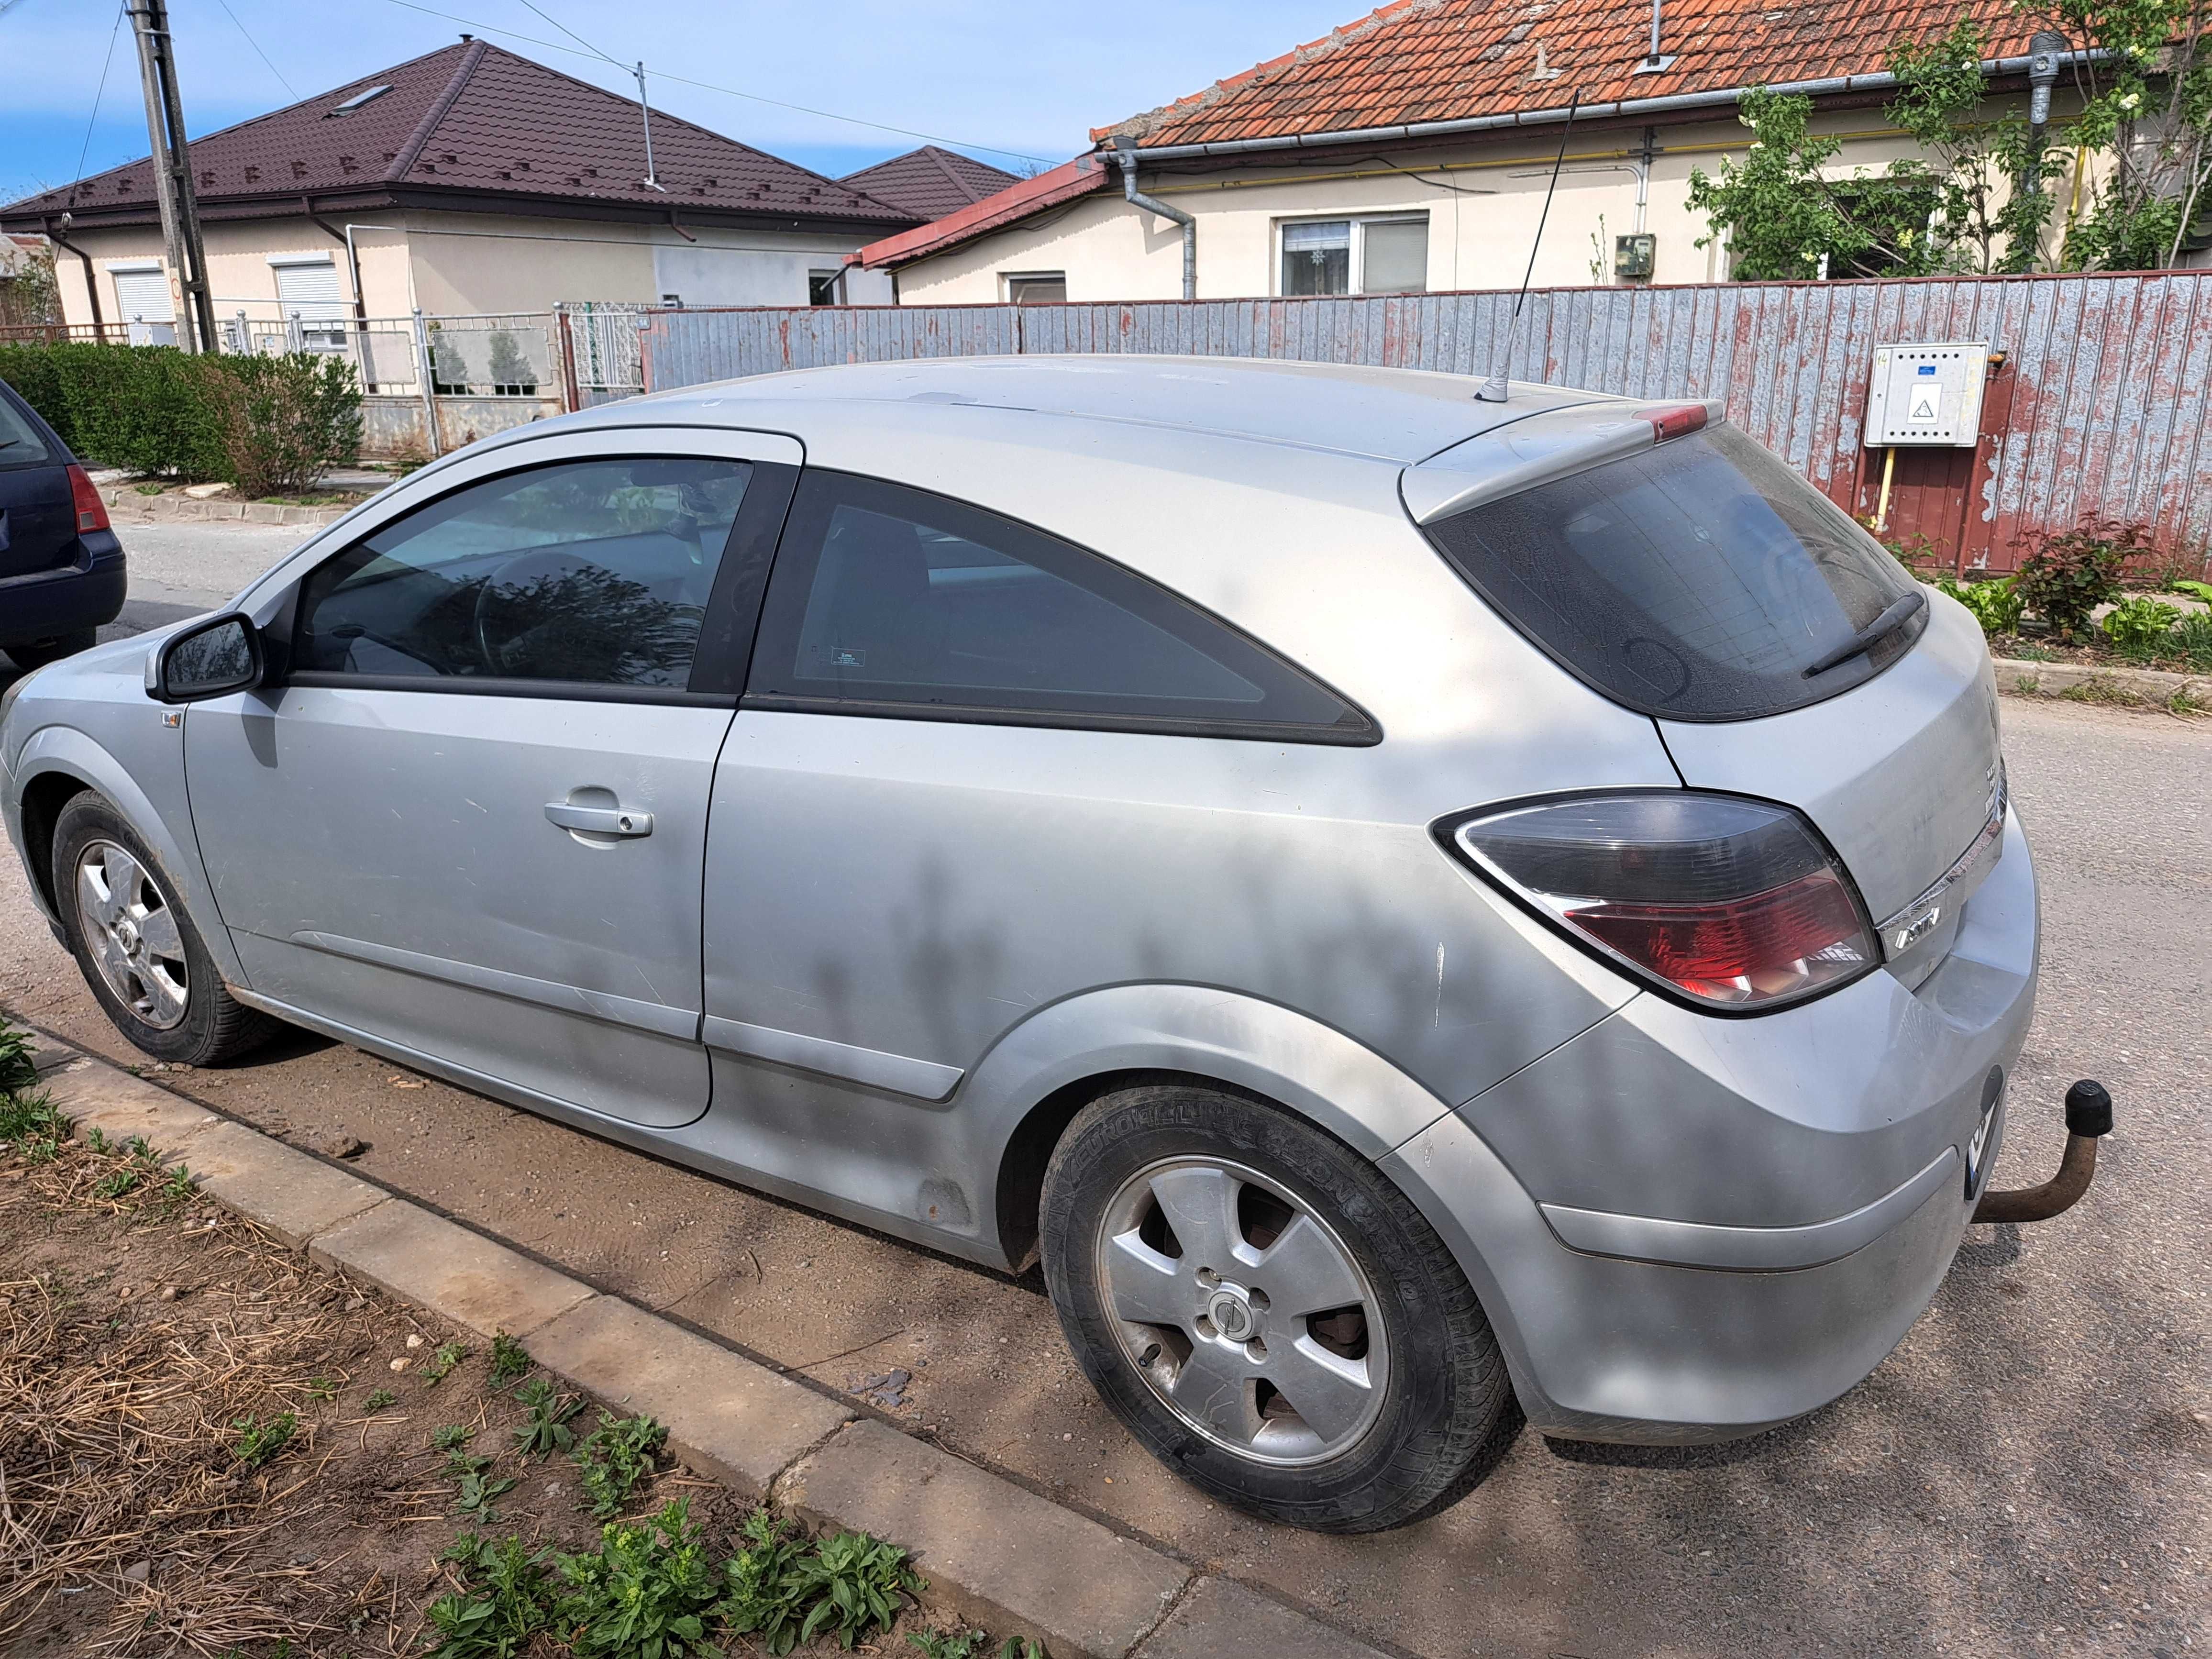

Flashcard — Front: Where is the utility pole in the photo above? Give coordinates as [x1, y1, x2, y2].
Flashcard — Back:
[127, 0, 218, 352]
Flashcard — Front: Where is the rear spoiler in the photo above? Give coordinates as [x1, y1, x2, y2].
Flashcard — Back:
[1400, 398, 1726, 525]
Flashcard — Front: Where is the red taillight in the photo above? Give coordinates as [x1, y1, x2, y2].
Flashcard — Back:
[1449, 792, 1877, 1012]
[1565, 871, 1871, 1005]
[67, 464, 110, 534]
[1642, 403, 1709, 443]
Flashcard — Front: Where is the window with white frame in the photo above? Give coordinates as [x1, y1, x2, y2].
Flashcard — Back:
[1278, 214, 1429, 297]
[270, 254, 348, 351]
[1004, 270, 1067, 305]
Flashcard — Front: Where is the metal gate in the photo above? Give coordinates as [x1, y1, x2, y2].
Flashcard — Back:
[637, 273, 2212, 575]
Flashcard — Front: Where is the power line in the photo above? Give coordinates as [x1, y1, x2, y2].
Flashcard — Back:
[66, 2, 128, 203]
[510, 0, 618, 68]
[378, 0, 1054, 165]
[212, 0, 299, 99]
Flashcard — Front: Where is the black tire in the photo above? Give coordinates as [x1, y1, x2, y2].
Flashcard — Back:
[51, 793, 274, 1067]
[6, 628, 99, 670]
[1040, 1083, 1518, 1532]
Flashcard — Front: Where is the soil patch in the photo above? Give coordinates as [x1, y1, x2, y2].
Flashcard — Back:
[0, 1095, 1012, 1659]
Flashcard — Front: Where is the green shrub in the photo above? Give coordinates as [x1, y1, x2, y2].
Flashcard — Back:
[211, 350, 361, 495]
[2101, 596, 2184, 659]
[2172, 578, 2212, 605]
[2016, 526, 2141, 641]
[1933, 574, 2024, 637]
[0, 341, 231, 477]
[0, 342, 358, 488]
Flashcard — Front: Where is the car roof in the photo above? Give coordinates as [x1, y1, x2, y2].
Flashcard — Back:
[608, 355, 1621, 467]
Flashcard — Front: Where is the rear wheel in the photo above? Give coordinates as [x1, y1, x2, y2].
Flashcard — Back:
[1040, 1083, 1517, 1532]
[6, 628, 98, 670]
[51, 794, 273, 1067]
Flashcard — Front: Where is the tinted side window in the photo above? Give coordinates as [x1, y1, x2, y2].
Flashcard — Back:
[297, 457, 752, 688]
[1419, 424, 1922, 721]
[0, 390, 55, 469]
[748, 472, 1371, 741]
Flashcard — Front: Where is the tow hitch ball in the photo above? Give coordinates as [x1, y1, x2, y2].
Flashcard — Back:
[1972, 1079, 2112, 1225]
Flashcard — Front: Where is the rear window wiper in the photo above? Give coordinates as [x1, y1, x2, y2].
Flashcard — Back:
[1803, 588, 1926, 678]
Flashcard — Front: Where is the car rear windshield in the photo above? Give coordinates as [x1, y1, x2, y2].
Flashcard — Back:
[1419, 423, 1924, 721]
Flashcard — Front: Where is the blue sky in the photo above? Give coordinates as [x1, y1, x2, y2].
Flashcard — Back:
[0, 0, 1362, 206]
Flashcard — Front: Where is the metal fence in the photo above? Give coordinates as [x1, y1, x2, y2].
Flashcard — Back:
[637, 273, 2212, 574]
[557, 301, 646, 408]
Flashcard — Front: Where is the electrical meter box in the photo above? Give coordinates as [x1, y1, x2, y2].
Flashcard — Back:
[1864, 341, 1989, 447]
[1614, 233, 1656, 281]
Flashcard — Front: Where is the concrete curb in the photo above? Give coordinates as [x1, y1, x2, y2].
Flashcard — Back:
[18, 1030, 1392, 1659]
[98, 485, 359, 528]
[1992, 654, 2208, 709]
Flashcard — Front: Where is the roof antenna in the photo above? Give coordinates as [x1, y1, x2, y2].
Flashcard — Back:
[1476, 91, 1579, 404]
[633, 60, 667, 192]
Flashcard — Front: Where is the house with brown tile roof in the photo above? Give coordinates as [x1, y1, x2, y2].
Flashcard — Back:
[840, 146, 1020, 222]
[1, 38, 919, 340]
[853, 0, 2108, 304]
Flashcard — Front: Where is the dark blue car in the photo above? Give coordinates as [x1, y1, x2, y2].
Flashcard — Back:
[0, 376, 125, 670]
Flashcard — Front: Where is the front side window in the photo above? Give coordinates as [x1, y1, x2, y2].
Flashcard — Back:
[1419, 424, 1922, 721]
[296, 456, 752, 688]
[748, 472, 1372, 741]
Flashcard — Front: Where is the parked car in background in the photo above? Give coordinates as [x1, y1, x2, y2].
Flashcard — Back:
[0, 376, 123, 670]
[0, 357, 2039, 1532]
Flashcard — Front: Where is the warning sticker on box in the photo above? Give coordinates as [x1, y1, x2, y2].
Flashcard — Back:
[1906, 378, 1943, 424]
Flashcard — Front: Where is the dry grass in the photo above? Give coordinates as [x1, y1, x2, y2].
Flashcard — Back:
[0, 1126, 427, 1656]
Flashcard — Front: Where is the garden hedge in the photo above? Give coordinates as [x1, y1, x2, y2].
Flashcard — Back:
[0, 342, 362, 488]
[0, 342, 235, 479]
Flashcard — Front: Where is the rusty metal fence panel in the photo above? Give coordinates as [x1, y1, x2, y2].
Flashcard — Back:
[639, 275, 2212, 573]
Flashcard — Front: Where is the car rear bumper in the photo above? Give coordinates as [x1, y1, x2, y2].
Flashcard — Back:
[1382, 805, 2038, 1442]
[0, 538, 125, 646]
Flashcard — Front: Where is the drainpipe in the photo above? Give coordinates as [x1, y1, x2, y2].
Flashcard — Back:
[2024, 32, 2067, 197]
[47, 213, 108, 342]
[1112, 137, 1195, 300]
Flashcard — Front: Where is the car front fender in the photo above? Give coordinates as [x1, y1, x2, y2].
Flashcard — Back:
[9, 720, 247, 987]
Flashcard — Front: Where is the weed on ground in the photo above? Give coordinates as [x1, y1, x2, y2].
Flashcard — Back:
[0, 1022, 1047, 1657]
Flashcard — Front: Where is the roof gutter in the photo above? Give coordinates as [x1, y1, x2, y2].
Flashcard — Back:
[1117, 49, 2110, 161]
[1112, 137, 1194, 300]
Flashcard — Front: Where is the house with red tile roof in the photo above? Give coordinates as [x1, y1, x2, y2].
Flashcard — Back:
[853, 0, 2099, 304]
[0, 39, 919, 340]
[840, 147, 1020, 223]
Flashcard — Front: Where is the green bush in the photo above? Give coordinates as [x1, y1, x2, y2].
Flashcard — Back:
[0, 341, 232, 477]
[0, 341, 358, 488]
[2101, 596, 2184, 659]
[2015, 526, 2143, 641]
[1933, 574, 2024, 637]
[2167, 611, 2212, 670]
[212, 350, 362, 496]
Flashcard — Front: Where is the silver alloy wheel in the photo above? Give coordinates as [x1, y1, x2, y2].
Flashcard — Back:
[1095, 1155, 1390, 1467]
[74, 840, 190, 1031]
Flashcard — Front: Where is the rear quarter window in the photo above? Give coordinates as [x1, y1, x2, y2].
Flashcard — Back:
[1419, 424, 1924, 721]
[0, 389, 55, 469]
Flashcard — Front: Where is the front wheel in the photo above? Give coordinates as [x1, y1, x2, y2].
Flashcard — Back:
[1040, 1083, 1518, 1533]
[52, 793, 273, 1067]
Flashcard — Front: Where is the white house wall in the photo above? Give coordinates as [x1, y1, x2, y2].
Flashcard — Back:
[891, 101, 2102, 303]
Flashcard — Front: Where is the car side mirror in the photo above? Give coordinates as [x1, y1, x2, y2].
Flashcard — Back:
[148, 613, 264, 704]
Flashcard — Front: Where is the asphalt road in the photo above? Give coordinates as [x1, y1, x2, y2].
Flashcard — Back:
[2, 523, 2206, 1658]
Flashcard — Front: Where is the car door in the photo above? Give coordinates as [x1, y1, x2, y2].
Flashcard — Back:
[185, 428, 801, 1128]
[697, 468, 1380, 1232]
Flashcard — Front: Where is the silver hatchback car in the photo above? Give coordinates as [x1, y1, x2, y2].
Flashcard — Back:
[3, 357, 2040, 1532]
